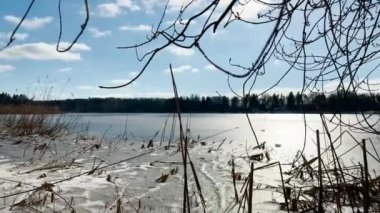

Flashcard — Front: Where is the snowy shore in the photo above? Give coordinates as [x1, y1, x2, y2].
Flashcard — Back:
[0, 129, 296, 212]
[1, 114, 379, 212]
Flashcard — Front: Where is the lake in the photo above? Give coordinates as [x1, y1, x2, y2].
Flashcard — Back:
[66, 113, 380, 170]
[1, 113, 379, 212]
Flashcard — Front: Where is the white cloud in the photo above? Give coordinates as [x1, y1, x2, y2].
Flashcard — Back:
[0, 64, 15, 73]
[323, 79, 380, 93]
[204, 64, 217, 71]
[103, 78, 139, 87]
[257, 87, 301, 95]
[141, 0, 160, 14]
[109, 79, 131, 84]
[78, 85, 95, 90]
[97, 0, 140, 17]
[94, 91, 172, 98]
[167, 46, 195, 57]
[58, 67, 73, 73]
[79, 5, 96, 16]
[116, 0, 140, 11]
[191, 68, 199, 73]
[97, 3, 123, 17]
[167, 0, 202, 11]
[139, 0, 202, 14]
[0, 42, 90, 61]
[59, 42, 91, 51]
[4, 15, 53, 30]
[138, 0, 267, 18]
[0, 32, 29, 41]
[231, 1, 269, 21]
[128, 71, 139, 78]
[76, 84, 172, 98]
[163, 65, 199, 74]
[119, 24, 151, 31]
[88, 27, 112, 38]
[249, 78, 380, 95]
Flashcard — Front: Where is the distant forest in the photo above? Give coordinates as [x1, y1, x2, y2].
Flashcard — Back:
[0, 91, 379, 113]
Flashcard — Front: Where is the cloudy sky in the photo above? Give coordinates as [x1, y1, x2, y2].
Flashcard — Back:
[0, 0, 378, 99]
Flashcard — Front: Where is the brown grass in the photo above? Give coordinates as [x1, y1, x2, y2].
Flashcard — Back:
[0, 104, 60, 114]
[0, 105, 67, 137]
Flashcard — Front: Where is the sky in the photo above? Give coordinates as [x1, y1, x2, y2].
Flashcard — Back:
[0, 0, 379, 100]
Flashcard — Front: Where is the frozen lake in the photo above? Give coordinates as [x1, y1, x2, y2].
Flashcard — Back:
[1, 113, 379, 212]
[67, 113, 380, 170]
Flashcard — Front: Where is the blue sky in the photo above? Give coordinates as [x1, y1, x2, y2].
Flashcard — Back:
[0, 0, 378, 99]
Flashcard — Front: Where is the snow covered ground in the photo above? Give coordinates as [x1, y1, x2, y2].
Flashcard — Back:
[0, 129, 297, 212]
[1, 114, 379, 212]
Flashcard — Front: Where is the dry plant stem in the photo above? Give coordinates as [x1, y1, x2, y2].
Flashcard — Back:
[368, 139, 380, 161]
[242, 188, 247, 211]
[51, 189, 77, 213]
[160, 114, 170, 146]
[247, 162, 254, 213]
[199, 127, 239, 142]
[231, 158, 239, 203]
[277, 163, 289, 213]
[237, 188, 247, 213]
[316, 130, 324, 213]
[168, 113, 176, 148]
[216, 138, 227, 150]
[188, 158, 207, 212]
[236, 161, 290, 212]
[321, 160, 335, 193]
[362, 139, 369, 213]
[320, 115, 355, 211]
[245, 114, 260, 147]
[168, 67, 206, 212]
[169, 64, 190, 213]
[116, 198, 122, 213]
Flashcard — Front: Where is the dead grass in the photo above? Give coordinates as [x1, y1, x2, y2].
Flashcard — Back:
[0, 104, 68, 138]
[0, 104, 66, 137]
[0, 114, 68, 137]
[0, 104, 60, 114]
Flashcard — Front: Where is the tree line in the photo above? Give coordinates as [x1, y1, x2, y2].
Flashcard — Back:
[0, 91, 379, 113]
[0, 93, 29, 105]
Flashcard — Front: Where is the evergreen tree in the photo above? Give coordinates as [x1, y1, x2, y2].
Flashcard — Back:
[287, 92, 295, 110]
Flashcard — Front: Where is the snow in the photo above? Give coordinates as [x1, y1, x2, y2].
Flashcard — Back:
[1, 114, 379, 212]
[0, 131, 292, 212]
